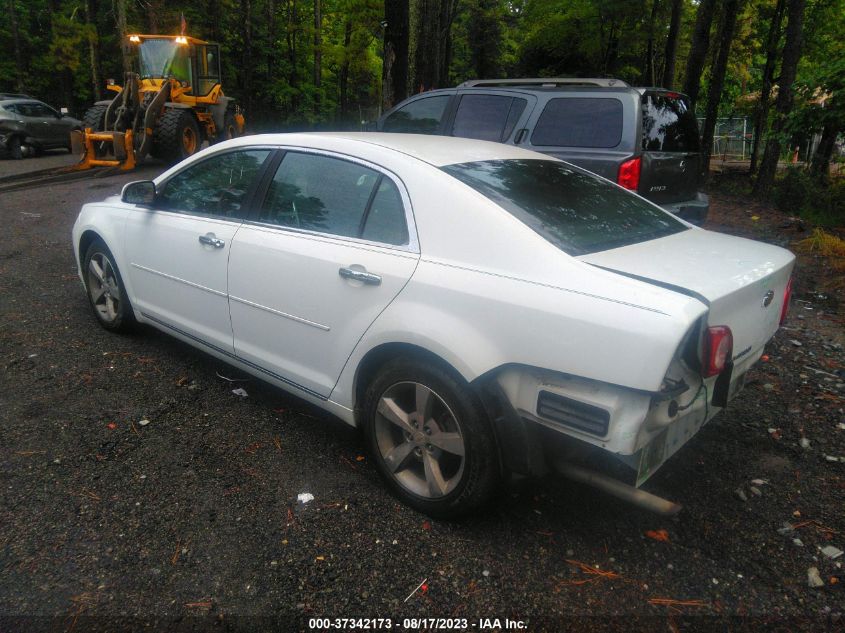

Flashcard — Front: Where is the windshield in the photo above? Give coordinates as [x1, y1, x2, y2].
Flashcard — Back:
[441, 159, 689, 255]
[139, 39, 191, 83]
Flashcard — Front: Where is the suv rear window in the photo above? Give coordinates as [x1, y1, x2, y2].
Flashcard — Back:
[641, 93, 700, 152]
[442, 159, 687, 255]
[531, 98, 623, 148]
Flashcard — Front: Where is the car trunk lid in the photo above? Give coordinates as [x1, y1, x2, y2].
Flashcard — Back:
[579, 229, 795, 363]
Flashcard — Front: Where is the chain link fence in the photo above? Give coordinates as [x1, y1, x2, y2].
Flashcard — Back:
[699, 117, 754, 161]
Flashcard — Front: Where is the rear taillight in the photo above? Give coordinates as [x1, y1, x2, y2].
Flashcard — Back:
[702, 326, 733, 377]
[779, 277, 793, 326]
[617, 157, 641, 191]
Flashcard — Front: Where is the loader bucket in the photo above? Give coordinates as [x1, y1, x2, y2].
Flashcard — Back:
[74, 129, 136, 171]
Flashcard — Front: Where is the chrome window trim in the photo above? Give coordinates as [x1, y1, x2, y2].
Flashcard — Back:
[252, 145, 420, 254]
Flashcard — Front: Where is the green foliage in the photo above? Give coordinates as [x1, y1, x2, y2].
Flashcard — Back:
[773, 168, 845, 226]
[0, 0, 840, 175]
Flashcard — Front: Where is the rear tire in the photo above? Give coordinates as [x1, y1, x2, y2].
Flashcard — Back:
[363, 357, 500, 518]
[212, 110, 238, 144]
[152, 108, 201, 164]
[82, 238, 136, 333]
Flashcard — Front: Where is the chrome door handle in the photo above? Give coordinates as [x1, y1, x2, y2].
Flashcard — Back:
[198, 234, 225, 248]
[339, 267, 382, 286]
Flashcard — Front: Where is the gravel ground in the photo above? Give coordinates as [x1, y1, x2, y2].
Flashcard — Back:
[0, 166, 843, 633]
[0, 151, 80, 178]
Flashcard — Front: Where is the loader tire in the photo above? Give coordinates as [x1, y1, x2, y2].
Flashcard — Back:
[81, 104, 109, 157]
[82, 104, 108, 131]
[152, 109, 201, 165]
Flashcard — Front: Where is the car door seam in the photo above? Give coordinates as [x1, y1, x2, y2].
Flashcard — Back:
[328, 254, 423, 401]
[226, 221, 245, 354]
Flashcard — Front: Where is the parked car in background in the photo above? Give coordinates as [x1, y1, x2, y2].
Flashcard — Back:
[72, 133, 793, 517]
[377, 78, 710, 225]
[0, 95, 81, 159]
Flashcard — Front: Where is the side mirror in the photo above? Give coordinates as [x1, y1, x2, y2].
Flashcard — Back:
[121, 180, 156, 207]
[60, 107, 69, 118]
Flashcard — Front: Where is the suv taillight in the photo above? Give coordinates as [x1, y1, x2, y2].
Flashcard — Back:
[780, 277, 793, 326]
[702, 326, 733, 377]
[617, 157, 641, 191]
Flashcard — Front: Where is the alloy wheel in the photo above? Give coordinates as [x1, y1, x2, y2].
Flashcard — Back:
[87, 252, 121, 323]
[373, 381, 466, 499]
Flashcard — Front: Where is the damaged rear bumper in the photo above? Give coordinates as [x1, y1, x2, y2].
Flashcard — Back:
[478, 355, 760, 488]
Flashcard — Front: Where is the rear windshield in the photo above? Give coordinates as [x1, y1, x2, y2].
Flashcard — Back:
[442, 159, 688, 255]
[641, 93, 700, 152]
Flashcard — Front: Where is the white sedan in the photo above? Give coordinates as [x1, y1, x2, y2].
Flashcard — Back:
[72, 133, 794, 517]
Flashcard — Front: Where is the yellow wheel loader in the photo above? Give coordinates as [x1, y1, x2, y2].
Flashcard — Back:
[73, 34, 246, 170]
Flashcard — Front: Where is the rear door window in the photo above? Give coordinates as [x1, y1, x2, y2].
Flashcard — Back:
[531, 98, 623, 148]
[451, 95, 527, 142]
[383, 95, 450, 134]
[641, 93, 700, 152]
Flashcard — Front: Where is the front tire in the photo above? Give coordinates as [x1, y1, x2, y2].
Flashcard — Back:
[152, 108, 201, 164]
[81, 104, 110, 157]
[363, 357, 500, 518]
[82, 239, 136, 333]
[8, 136, 23, 160]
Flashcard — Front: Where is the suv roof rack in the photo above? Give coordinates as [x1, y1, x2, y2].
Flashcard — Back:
[458, 78, 630, 89]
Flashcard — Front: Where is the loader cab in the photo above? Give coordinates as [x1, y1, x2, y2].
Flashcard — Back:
[132, 35, 221, 96]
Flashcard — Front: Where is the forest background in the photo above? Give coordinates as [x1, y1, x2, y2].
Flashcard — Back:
[1, 0, 843, 211]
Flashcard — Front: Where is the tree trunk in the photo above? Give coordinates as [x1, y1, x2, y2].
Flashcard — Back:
[810, 119, 838, 180]
[340, 19, 352, 120]
[661, 0, 682, 89]
[115, 0, 132, 73]
[382, 0, 409, 110]
[313, 0, 321, 117]
[642, 0, 660, 87]
[146, 0, 164, 33]
[682, 0, 717, 108]
[8, 0, 25, 92]
[438, 0, 459, 87]
[701, 0, 742, 178]
[267, 0, 276, 90]
[750, 0, 785, 174]
[753, 0, 806, 197]
[84, 0, 102, 100]
[412, 0, 440, 92]
[243, 0, 253, 115]
[289, 0, 299, 111]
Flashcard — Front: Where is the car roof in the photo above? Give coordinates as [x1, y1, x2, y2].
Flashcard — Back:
[227, 132, 548, 168]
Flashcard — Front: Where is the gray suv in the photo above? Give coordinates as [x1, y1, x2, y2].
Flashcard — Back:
[0, 95, 82, 160]
[376, 78, 708, 225]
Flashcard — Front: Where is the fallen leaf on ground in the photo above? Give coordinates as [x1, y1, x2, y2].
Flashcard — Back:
[645, 529, 670, 543]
